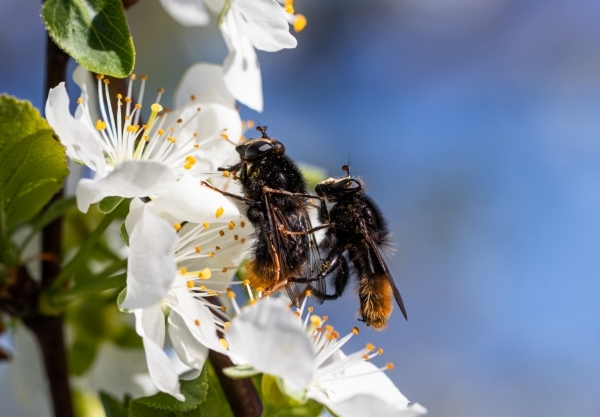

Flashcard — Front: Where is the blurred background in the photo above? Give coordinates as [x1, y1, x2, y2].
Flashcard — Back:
[2, 0, 600, 416]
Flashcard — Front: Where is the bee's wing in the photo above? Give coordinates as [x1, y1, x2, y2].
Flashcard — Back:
[359, 221, 408, 320]
[296, 209, 326, 305]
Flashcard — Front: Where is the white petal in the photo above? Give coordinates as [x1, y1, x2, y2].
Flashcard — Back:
[221, 12, 263, 112]
[168, 311, 209, 371]
[75, 160, 176, 213]
[227, 298, 314, 390]
[123, 206, 178, 309]
[231, 0, 297, 52]
[135, 307, 184, 401]
[166, 288, 226, 354]
[151, 175, 242, 223]
[73, 66, 99, 122]
[323, 395, 427, 417]
[203, 0, 224, 13]
[160, 0, 210, 26]
[174, 63, 235, 109]
[45, 83, 106, 175]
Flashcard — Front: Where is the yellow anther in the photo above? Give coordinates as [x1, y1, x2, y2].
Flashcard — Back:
[222, 267, 228, 273]
[200, 285, 207, 291]
[247, 120, 255, 128]
[294, 14, 307, 32]
[224, 322, 230, 330]
[221, 133, 229, 140]
[140, 75, 148, 81]
[209, 252, 215, 258]
[363, 354, 370, 360]
[222, 170, 230, 177]
[316, 327, 323, 333]
[220, 338, 228, 349]
[96, 74, 104, 80]
[193, 132, 199, 137]
[195, 246, 201, 253]
[307, 307, 313, 313]
[234, 235, 239, 240]
[241, 238, 246, 244]
[174, 223, 182, 231]
[95, 120, 107, 130]
[305, 290, 312, 297]
[366, 343, 375, 352]
[164, 108, 170, 113]
[216, 292, 221, 297]
[208, 289, 214, 295]
[219, 230, 225, 237]
[135, 103, 142, 109]
[215, 246, 221, 251]
[157, 87, 165, 93]
[228, 221, 235, 230]
[194, 144, 200, 149]
[256, 287, 265, 293]
[187, 280, 195, 289]
[183, 155, 197, 170]
[125, 97, 132, 103]
[294, 311, 301, 317]
[180, 267, 188, 275]
[386, 363, 394, 370]
[77, 97, 83, 104]
[130, 73, 137, 80]
[199, 268, 211, 280]
[190, 94, 196, 101]
[194, 319, 200, 326]
[227, 290, 236, 299]
[143, 135, 150, 141]
[203, 222, 210, 229]
[220, 305, 227, 312]
[117, 93, 122, 99]
[249, 299, 256, 305]
[167, 136, 176, 143]
[157, 128, 165, 135]
[103, 78, 110, 85]
[126, 125, 139, 133]
[325, 325, 333, 332]
[240, 221, 246, 228]
[215, 207, 224, 218]
[352, 327, 360, 335]
[378, 348, 384, 355]
[322, 316, 328, 322]
[177, 118, 183, 124]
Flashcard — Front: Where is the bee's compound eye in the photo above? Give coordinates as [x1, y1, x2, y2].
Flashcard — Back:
[245, 140, 274, 158]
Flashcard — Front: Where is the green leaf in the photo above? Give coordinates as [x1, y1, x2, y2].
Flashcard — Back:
[99, 196, 124, 214]
[278, 400, 324, 417]
[117, 287, 131, 313]
[69, 337, 97, 376]
[261, 375, 292, 417]
[299, 164, 327, 191]
[42, 0, 135, 78]
[0, 95, 68, 231]
[28, 196, 76, 232]
[120, 222, 129, 246]
[100, 392, 129, 417]
[222, 364, 260, 379]
[129, 366, 209, 414]
[190, 360, 234, 417]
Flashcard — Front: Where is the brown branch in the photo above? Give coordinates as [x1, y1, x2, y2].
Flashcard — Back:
[209, 350, 263, 417]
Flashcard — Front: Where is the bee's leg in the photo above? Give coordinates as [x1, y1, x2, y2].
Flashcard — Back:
[287, 248, 347, 300]
[277, 223, 330, 236]
[262, 186, 329, 222]
[200, 180, 257, 205]
[218, 162, 242, 172]
[260, 195, 282, 284]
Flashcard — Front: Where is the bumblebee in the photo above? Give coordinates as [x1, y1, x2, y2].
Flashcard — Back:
[288, 166, 407, 329]
[202, 126, 327, 305]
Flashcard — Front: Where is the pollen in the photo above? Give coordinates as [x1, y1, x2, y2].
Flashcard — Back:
[241, 238, 246, 244]
[305, 290, 312, 297]
[240, 221, 246, 228]
[208, 252, 215, 258]
[294, 14, 307, 32]
[220, 133, 229, 140]
[103, 78, 110, 85]
[222, 170, 230, 177]
[184, 155, 197, 170]
[294, 311, 301, 317]
[247, 120, 255, 128]
[227, 289, 236, 299]
[285, 0, 294, 14]
[220, 305, 227, 312]
[135, 103, 142, 109]
[140, 74, 148, 81]
[322, 316, 329, 322]
[195, 245, 201, 253]
[307, 307, 314, 313]
[200, 285, 207, 291]
[77, 97, 83, 104]
[194, 319, 200, 326]
[220, 338, 228, 349]
[157, 128, 165, 135]
[199, 268, 211, 280]
[224, 322, 230, 330]
[95, 120, 107, 130]
[190, 94, 196, 101]
[215, 246, 221, 250]
[228, 221, 235, 230]
[352, 327, 360, 335]
[234, 235, 239, 240]
[130, 73, 136, 80]
[167, 136, 176, 143]
[378, 348, 384, 355]
[125, 97, 132, 103]
[219, 230, 225, 237]
[180, 267, 188, 275]
[96, 74, 104, 80]
[203, 222, 210, 229]
[126, 125, 139, 133]
[366, 343, 375, 352]
[187, 281, 195, 289]
[215, 207, 224, 218]
[363, 354, 370, 360]
[194, 144, 200, 149]
[386, 363, 394, 370]
[174, 223, 182, 231]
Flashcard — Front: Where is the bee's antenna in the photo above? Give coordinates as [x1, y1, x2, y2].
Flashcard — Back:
[342, 158, 352, 177]
[255, 123, 269, 139]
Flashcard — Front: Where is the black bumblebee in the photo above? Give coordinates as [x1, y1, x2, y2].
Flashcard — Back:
[202, 126, 327, 305]
[288, 166, 407, 329]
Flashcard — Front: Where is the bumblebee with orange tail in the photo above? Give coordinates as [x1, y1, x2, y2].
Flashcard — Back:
[285, 165, 408, 329]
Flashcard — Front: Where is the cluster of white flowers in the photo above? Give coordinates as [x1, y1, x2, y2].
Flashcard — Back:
[43, 0, 426, 415]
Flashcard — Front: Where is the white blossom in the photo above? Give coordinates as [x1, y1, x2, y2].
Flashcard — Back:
[45, 64, 241, 213]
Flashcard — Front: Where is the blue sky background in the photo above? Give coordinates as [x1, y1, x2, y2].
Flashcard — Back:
[2, 0, 600, 416]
